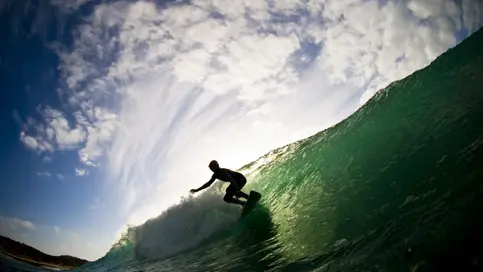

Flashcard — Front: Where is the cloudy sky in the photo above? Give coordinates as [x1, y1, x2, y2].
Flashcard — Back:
[0, 0, 481, 261]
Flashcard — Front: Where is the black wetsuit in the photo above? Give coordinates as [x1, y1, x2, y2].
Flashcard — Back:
[211, 168, 248, 203]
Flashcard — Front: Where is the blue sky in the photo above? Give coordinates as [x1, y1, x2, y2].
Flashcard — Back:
[0, 0, 482, 261]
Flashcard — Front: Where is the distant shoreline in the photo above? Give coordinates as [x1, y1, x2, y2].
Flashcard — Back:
[0, 250, 74, 270]
[0, 235, 89, 270]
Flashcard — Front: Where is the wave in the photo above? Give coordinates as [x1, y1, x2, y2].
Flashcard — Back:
[98, 187, 242, 266]
[72, 27, 483, 272]
[133, 191, 241, 260]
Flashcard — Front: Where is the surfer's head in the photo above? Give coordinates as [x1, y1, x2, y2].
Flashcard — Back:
[209, 160, 220, 171]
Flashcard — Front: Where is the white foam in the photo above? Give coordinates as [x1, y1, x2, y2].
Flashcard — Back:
[132, 190, 241, 259]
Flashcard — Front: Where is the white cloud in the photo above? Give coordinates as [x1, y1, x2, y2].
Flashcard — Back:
[20, 132, 37, 149]
[77, 108, 118, 166]
[314, 0, 470, 104]
[19, 0, 483, 247]
[20, 131, 53, 153]
[17, 105, 116, 167]
[0, 215, 101, 261]
[43, 108, 86, 149]
[89, 198, 103, 210]
[18, 107, 85, 153]
[0, 216, 36, 232]
[36, 171, 52, 177]
[56, 174, 65, 180]
[75, 168, 88, 176]
[43, 156, 53, 162]
[49, 0, 93, 13]
[0, 216, 36, 248]
[462, 0, 483, 32]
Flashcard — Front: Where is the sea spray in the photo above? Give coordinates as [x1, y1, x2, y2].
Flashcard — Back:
[133, 190, 241, 260]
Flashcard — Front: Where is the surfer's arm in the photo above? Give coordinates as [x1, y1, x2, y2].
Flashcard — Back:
[192, 177, 216, 193]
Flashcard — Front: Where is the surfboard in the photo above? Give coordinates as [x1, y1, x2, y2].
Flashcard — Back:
[241, 190, 262, 217]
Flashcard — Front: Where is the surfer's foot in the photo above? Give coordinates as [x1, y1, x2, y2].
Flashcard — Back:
[230, 198, 246, 206]
[235, 191, 249, 199]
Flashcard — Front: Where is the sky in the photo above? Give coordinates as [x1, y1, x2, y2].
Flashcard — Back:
[0, 0, 482, 262]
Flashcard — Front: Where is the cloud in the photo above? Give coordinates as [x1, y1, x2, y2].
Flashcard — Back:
[48, 0, 93, 13]
[89, 198, 103, 210]
[19, 0, 483, 232]
[462, 0, 483, 32]
[313, 0, 473, 104]
[18, 107, 86, 153]
[0, 215, 101, 261]
[43, 156, 52, 162]
[20, 131, 53, 152]
[0, 216, 36, 232]
[56, 174, 65, 180]
[77, 108, 117, 166]
[43, 108, 86, 149]
[20, 132, 38, 149]
[75, 168, 88, 176]
[36, 171, 52, 177]
[0, 216, 36, 251]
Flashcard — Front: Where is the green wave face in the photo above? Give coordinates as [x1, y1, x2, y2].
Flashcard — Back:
[77, 28, 483, 272]
[238, 27, 483, 270]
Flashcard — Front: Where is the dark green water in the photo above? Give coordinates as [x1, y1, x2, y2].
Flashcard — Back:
[75, 27, 483, 272]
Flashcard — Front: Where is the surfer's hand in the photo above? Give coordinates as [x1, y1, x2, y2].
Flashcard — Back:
[190, 189, 197, 194]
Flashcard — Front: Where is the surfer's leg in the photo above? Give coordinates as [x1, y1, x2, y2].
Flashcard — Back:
[224, 196, 246, 206]
[233, 177, 248, 199]
[224, 184, 246, 206]
[235, 191, 249, 199]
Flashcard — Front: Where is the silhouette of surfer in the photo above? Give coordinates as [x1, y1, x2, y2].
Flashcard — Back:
[190, 160, 249, 206]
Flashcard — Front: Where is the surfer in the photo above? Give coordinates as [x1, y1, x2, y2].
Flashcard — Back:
[190, 160, 249, 206]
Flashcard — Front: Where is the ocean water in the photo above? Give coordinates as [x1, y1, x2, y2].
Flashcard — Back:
[0, 253, 61, 272]
[4, 28, 483, 272]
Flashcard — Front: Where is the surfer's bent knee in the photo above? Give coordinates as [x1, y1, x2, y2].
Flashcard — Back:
[223, 194, 233, 203]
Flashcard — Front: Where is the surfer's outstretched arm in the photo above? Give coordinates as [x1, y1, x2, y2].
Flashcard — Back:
[190, 177, 215, 193]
